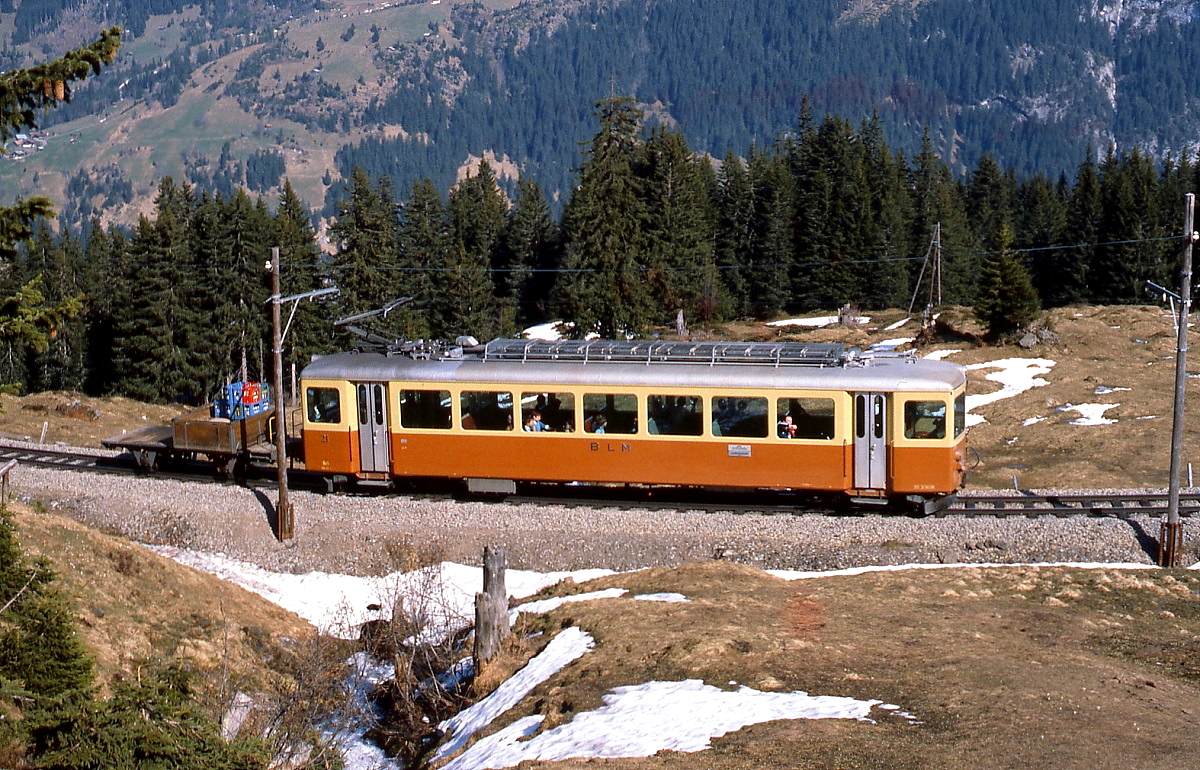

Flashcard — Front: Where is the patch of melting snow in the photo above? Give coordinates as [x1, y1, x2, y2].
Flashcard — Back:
[1059, 403, 1119, 425]
[765, 315, 869, 327]
[1022, 416, 1046, 426]
[882, 317, 911, 331]
[634, 592, 689, 602]
[869, 337, 913, 352]
[964, 358, 1055, 426]
[923, 349, 959, 361]
[439, 679, 898, 770]
[1093, 385, 1130, 395]
[433, 628, 595, 764]
[510, 588, 627, 623]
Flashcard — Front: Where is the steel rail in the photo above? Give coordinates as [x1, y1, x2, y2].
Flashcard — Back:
[2, 440, 1197, 519]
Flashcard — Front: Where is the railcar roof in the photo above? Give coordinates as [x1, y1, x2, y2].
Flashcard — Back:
[300, 343, 966, 393]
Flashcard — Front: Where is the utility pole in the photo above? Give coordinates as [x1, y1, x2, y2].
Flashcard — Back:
[269, 247, 294, 541]
[1162, 193, 1196, 567]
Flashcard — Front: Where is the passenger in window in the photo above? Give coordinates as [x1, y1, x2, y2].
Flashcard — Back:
[591, 414, 607, 434]
[524, 410, 548, 432]
[777, 413, 797, 439]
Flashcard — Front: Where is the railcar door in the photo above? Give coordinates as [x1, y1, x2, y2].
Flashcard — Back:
[355, 382, 390, 473]
[853, 392, 888, 490]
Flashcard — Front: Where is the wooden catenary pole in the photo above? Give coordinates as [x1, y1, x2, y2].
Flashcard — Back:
[1162, 194, 1195, 567]
[269, 247, 294, 541]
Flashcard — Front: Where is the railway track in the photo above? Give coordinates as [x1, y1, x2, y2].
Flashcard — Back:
[3, 440, 1197, 519]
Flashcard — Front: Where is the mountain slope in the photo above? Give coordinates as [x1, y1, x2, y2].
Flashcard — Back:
[2, 0, 1199, 229]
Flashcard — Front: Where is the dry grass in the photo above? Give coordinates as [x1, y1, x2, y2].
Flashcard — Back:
[10, 503, 315, 705]
[462, 561, 1200, 770]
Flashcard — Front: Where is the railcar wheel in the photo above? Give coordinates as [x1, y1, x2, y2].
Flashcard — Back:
[135, 450, 158, 473]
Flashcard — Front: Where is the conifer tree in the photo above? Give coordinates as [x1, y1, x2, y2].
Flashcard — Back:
[975, 225, 1041, 339]
[329, 167, 403, 340]
[638, 127, 721, 327]
[110, 181, 200, 402]
[747, 145, 792, 318]
[858, 113, 911, 308]
[1092, 148, 1164, 303]
[0, 28, 120, 388]
[967, 153, 1015, 251]
[80, 219, 125, 394]
[908, 130, 978, 306]
[0, 507, 94, 702]
[24, 223, 87, 391]
[275, 180, 332, 372]
[499, 175, 558, 326]
[1018, 174, 1070, 305]
[714, 150, 754, 318]
[445, 162, 504, 335]
[395, 178, 446, 338]
[561, 95, 653, 338]
[1052, 149, 1101, 305]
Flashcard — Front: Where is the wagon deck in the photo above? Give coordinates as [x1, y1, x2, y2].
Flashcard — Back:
[103, 404, 276, 472]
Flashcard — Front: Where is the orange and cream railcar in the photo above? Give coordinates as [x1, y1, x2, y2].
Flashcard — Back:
[299, 339, 968, 511]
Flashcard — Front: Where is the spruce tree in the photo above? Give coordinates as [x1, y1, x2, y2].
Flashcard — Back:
[24, 223, 87, 391]
[395, 178, 446, 338]
[275, 180, 332, 372]
[0, 507, 94, 702]
[499, 175, 558, 327]
[0, 29, 120, 389]
[1056, 149, 1101, 305]
[445, 162, 504, 336]
[859, 113, 912, 309]
[1018, 174, 1070, 306]
[638, 127, 721, 327]
[747, 145, 792, 318]
[561, 95, 653, 338]
[714, 150, 754, 318]
[81, 219, 124, 394]
[975, 225, 1041, 339]
[329, 167, 403, 341]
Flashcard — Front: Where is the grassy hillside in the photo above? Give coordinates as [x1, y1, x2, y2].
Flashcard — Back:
[11, 501, 317, 700]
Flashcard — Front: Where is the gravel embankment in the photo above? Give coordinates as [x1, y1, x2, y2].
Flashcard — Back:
[10, 464, 1187, 576]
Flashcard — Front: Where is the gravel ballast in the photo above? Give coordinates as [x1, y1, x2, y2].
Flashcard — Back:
[11, 465, 1186, 576]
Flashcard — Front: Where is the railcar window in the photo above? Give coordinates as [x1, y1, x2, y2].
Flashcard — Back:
[583, 393, 637, 434]
[711, 396, 768, 438]
[904, 400, 947, 439]
[775, 397, 835, 439]
[521, 392, 575, 432]
[306, 387, 341, 424]
[954, 392, 966, 437]
[357, 385, 369, 425]
[647, 395, 703, 436]
[400, 389, 452, 429]
[460, 391, 514, 431]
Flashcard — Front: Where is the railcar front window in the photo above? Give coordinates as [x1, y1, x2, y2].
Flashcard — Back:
[775, 397, 835, 439]
[583, 393, 637, 434]
[647, 395, 703, 436]
[306, 387, 341, 424]
[521, 392, 576, 432]
[400, 389, 452, 429]
[711, 396, 768, 438]
[954, 392, 966, 437]
[904, 400, 947, 439]
[460, 391, 514, 431]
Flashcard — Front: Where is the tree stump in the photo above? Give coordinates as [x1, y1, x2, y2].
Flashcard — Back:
[473, 545, 510, 666]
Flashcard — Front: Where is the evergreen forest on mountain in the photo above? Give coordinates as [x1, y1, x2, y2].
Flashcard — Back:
[5, 0, 1200, 231]
[1, 93, 1194, 403]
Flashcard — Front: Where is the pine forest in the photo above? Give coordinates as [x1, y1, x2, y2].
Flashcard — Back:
[1, 94, 1194, 403]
